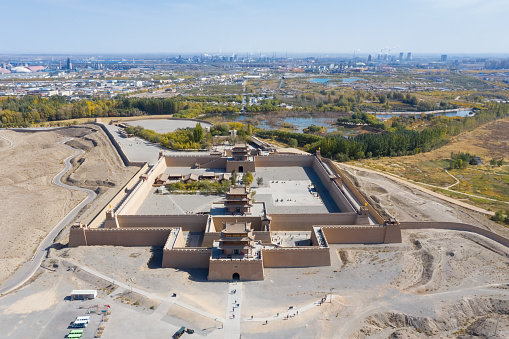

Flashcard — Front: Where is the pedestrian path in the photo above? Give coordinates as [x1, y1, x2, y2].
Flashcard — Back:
[224, 282, 242, 339]
[242, 294, 333, 323]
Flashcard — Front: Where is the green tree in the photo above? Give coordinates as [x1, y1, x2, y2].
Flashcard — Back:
[492, 210, 505, 222]
[231, 169, 237, 186]
[193, 123, 204, 142]
[242, 171, 253, 186]
[256, 177, 264, 186]
[288, 138, 298, 148]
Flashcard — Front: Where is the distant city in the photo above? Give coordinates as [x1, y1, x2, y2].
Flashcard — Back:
[1, 52, 508, 100]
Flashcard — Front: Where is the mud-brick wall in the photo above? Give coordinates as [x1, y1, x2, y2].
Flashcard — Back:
[69, 228, 173, 247]
[202, 232, 220, 247]
[88, 163, 149, 228]
[162, 248, 212, 268]
[270, 213, 359, 231]
[119, 156, 167, 215]
[208, 259, 264, 281]
[321, 224, 402, 244]
[253, 231, 271, 243]
[321, 226, 386, 244]
[262, 247, 331, 267]
[226, 160, 256, 173]
[211, 216, 263, 232]
[117, 214, 208, 232]
[165, 155, 225, 168]
[254, 155, 314, 167]
[312, 157, 355, 213]
[322, 158, 385, 225]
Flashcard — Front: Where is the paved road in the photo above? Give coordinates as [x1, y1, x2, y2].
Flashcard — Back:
[0, 138, 97, 295]
[0, 131, 13, 149]
[224, 282, 242, 339]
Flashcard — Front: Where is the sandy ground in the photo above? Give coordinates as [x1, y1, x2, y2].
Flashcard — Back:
[12, 229, 498, 338]
[337, 163, 509, 239]
[0, 126, 139, 285]
[0, 130, 86, 284]
[55, 125, 140, 225]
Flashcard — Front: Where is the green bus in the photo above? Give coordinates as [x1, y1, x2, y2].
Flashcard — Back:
[69, 330, 84, 335]
[67, 334, 82, 339]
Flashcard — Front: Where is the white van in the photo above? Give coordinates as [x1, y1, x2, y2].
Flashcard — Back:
[75, 316, 90, 323]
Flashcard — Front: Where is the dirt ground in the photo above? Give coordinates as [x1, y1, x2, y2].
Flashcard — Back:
[0, 126, 138, 285]
[353, 118, 509, 212]
[338, 162, 509, 240]
[34, 229, 509, 339]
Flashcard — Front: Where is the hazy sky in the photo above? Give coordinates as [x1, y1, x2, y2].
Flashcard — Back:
[3, 0, 509, 54]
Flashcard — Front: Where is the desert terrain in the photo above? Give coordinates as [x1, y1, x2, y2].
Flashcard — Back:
[0, 125, 138, 285]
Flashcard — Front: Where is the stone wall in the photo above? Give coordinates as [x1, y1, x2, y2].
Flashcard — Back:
[262, 247, 331, 267]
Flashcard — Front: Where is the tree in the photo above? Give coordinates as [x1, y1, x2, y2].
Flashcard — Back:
[379, 94, 387, 104]
[193, 123, 204, 142]
[288, 138, 298, 148]
[256, 177, 264, 186]
[242, 171, 253, 186]
[231, 169, 237, 186]
[492, 210, 505, 222]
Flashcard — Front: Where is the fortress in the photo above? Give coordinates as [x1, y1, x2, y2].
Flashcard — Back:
[69, 145, 402, 281]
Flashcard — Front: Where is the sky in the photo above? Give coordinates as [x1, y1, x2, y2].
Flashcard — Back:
[2, 0, 509, 55]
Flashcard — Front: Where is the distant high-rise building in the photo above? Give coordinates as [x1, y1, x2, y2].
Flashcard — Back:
[367, 54, 372, 62]
[67, 58, 72, 70]
[406, 52, 412, 61]
[399, 52, 404, 61]
[441, 54, 448, 62]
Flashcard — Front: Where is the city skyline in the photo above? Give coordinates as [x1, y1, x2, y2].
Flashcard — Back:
[2, 0, 509, 54]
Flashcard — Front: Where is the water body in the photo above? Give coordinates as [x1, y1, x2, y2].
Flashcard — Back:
[233, 115, 359, 135]
[375, 110, 473, 120]
[341, 78, 361, 83]
[308, 78, 331, 84]
[308, 77, 363, 84]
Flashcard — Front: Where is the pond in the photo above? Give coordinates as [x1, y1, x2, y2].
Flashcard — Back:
[231, 115, 360, 136]
[308, 78, 331, 84]
[374, 110, 474, 120]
